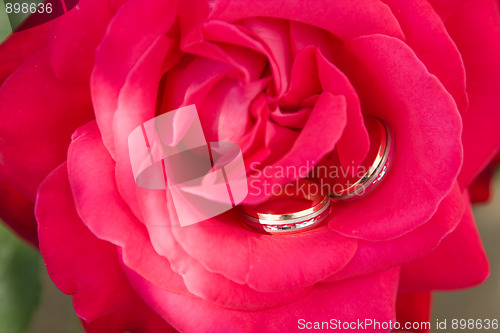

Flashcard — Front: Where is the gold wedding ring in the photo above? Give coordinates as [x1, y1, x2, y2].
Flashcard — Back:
[240, 117, 393, 235]
[330, 117, 394, 201]
[240, 179, 331, 234]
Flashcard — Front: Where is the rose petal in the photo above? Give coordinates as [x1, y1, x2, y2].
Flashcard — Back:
[271, 106, 313, 129]
[395, 292, 432, 333]
[167, 207, 358, 292]
[315, 49, 370, 168]
[113, 35, 173, 220]
[0, 49, 93, 200]
[138, 189, 316, 310]
[160, 57, 233, 114]
[124, 263, 400, 333]
[202, 19, 277, 82]
[36, 164, 141, 321]
[0, 178, 38, 247]
[325, 183, 464, 282]
[399, 195, 489, 292]
[36, 164, 175, 331]
[384, 0, 468, 113]
[91, 0, 178, 157]
[237, 18, 292, 97]
[0, 24, 48, 84]
[427, 0, 466, 20]
[67, 121, 188, 295]
[210, 0, 404, 40]
[443, 0, 500, 189]
[468, 153, 500, 203]
[279, 46, 321, 108]
[72, 122, 308, 310]
[277, 45, 370, 169]
[328, 35, 462, 240]
[197, 78, 268, 143]
[82, 300, 176, 333]
[238, 95, 300, 171]
[245, 92, 347, 204]
[48, 0, 113, 83]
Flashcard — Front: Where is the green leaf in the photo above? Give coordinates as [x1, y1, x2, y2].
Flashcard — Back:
[0, 0, 13, 43]
[0, 0, 47, 43]
[0, 220, 41, 333]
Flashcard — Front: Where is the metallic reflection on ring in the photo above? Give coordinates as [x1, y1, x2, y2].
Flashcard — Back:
[331, 117, 394, 201]
[311, 116, 394, 201]
[240, 179, 331, 234]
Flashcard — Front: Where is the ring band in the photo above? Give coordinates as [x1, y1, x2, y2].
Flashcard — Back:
[240, 117, 393, 234]
[330, 116, 394, 201]
[240, 179, 331, 234]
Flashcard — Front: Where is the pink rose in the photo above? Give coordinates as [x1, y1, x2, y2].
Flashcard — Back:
[1, 0, 499, 332]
